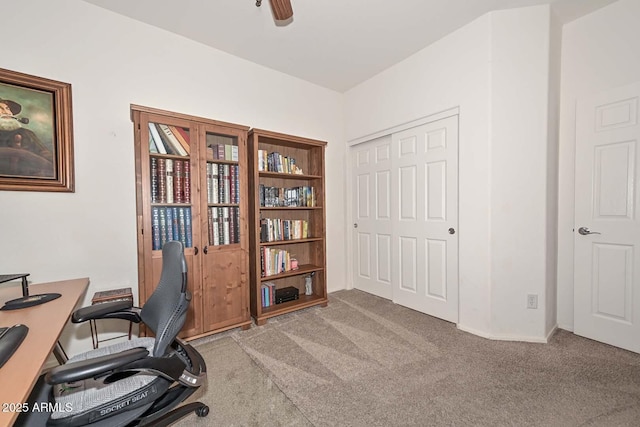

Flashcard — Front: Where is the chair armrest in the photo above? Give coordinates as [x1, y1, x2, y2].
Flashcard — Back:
[109, 355, 187, 383]
[72, 301, 141, 324]
[45, 347, 149, 385]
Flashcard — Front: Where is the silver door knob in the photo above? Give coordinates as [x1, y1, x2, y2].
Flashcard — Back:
[578, 227, 601, 235]
[353, 223, 358, 228]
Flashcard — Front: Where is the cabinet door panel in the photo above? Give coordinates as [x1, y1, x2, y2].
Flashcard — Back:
[202, 250, 248, 330]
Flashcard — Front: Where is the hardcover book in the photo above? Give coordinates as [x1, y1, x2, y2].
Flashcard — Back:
[159, 124, 187, 156]
[92, 287, 133, 304]
[168, 125, 190, 154]
[149, 123, 167, 154]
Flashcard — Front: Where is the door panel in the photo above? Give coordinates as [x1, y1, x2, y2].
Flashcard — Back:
[574, 82, 640, 353]
[392, 116, 458, 323]
[352, 135, 393, 299]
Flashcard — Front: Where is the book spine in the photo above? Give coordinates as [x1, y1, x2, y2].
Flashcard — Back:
[150, 157, 158, 204]
[223, 207, 230, 245]
[260, 218, 267, 243]
[218, 164, 225, 204]
[157, 158, 166, 203]
[185, 207, 192, 248]
[262, 284, 267, 307]
[149, 132, 158, 153]
[229, 206, 236, 244]
[206, 163, 212, 204]
[168, 125, 190, 154]
[212, 163, 219, 204]
[218, 207, 224, 246]
[208, 207, 214, 245]
[165, 207, 173, 243]
[174, 159, 183, 204]
[165, 159, 174, 204]
[224, 164, 231, 204]
[174, 126, 190, 145]
[212, 207, 220, 245]
[155, 124, 176, 155]
[152, 207, 160, 250]
[149, 123, 167, 154]
[178, 207, 187, 247]
[230, 165, 236, 205]
[234, 207, 240, 244]
[183, 160, 191, 204]
[172, 207, 180, 241]
[159, 208, 167, 249]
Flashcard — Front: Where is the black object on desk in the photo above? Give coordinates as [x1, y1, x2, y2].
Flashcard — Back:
[0, 324, 28, 368]
[0, 274, 61, 311]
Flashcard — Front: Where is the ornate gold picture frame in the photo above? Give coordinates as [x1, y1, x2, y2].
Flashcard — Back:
[0, 68, 74, 192]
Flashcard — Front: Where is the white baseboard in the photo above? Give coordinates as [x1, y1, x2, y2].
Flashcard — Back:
[457, 323, 551, 343]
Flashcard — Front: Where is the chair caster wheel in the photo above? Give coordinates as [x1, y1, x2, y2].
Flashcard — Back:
[196, 405, 209, 417]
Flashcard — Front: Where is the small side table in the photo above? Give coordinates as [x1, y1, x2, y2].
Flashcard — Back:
[90, 287, 134, 349]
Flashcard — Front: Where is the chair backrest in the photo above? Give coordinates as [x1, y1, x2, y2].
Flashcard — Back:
[140, 240, 190, 357]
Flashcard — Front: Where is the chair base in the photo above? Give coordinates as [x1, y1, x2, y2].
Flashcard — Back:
[139, 402, 209, 427]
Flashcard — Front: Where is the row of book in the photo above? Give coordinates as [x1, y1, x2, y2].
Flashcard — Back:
[260, 218, 309, 243]
[206, 163, 240, 205]
[152, 207, 192, 250]
[207, 144, 238, 162]
[207, 207, 240, 246]
[149, 122, 190, 156]
[151, 158, 191, 204]
[261, 282, 277, 307]
[260, 247, 296, 277]
[257, 150, 304, 174]
[259, 185, 316, 208]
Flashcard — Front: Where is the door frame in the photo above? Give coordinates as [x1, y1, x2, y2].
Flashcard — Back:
[346, 107, 460, 293]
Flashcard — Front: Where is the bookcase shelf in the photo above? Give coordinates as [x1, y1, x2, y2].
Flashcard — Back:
[248, 128, 328, 326]
[260, 264, 324, 281]
[260, 294, 326, 318]
[258, 171, 323, 180]
[132, 104, 252, 339]
[260, 237, 324, 247]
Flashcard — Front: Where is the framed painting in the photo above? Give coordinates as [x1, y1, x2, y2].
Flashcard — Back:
[0, 68, 74, 192]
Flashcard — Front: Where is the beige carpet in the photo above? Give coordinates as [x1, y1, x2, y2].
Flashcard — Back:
[183, 290, 640, 426]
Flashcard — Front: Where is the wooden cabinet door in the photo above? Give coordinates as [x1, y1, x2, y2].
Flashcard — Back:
[135, 111, 204, 338]
[202, 249, 249, 330]
[197, 123, 250, 332]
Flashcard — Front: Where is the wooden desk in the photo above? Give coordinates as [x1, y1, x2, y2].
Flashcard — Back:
[0, 278, 88, 427]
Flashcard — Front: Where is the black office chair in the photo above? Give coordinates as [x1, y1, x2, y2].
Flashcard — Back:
[20, 240, 209, 426]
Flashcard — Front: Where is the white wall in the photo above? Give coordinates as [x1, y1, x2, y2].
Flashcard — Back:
[0, 0, 346, 354]
[557, 0, 640, 330]
[346, 6, 558, 341]
[488, 6, 555, 340]
[546, 11, 562, 335]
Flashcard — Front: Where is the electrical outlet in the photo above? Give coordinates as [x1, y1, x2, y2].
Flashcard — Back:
[527, 294, 538, 309]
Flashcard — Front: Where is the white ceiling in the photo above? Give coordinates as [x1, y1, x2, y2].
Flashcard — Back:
[82, 0, 617, 92]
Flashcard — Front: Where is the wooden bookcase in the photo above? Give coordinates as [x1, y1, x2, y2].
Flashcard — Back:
[247, 129, 328, 325]
[131, 105, 252, 339]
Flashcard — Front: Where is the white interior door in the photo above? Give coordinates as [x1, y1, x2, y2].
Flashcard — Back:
[391, 116, 458, 323]
[574, 82, 640, 353]
[352, 135, 393, 299]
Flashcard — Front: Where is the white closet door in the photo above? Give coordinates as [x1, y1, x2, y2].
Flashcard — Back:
[391, 116, 459, 323]
[352, 135, 393, 299]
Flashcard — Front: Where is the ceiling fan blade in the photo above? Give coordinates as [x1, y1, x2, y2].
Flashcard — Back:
[269, 0, 293, 20]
